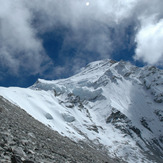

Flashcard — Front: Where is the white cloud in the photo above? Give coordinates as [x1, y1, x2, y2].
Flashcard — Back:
[134, 17, 163, 65]
[0, 0, 163, 78]
[0, 0, 51, 75]
[25, 0, 137, 29]
[0, 0, 137, 76]
[25, 0, 138, 62]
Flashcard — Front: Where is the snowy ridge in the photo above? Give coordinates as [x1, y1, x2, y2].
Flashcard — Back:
[0, 59, 163, 163]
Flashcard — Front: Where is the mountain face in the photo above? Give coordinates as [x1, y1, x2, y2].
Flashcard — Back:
[0, 59, 163, 163]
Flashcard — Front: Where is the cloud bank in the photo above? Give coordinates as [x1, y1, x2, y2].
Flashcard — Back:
[0, 0, 163, 80]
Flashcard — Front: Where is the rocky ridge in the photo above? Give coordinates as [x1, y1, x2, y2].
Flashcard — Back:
[0, 96, 118, 163]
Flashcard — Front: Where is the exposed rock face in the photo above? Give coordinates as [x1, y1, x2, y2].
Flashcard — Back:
[0, 96, 117, 163]
[106, 108, 141, 138]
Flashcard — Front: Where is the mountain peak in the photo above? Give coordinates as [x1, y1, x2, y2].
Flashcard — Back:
[0, 59, 163, 163]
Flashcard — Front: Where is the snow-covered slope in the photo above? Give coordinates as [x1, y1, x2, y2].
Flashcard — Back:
[0, 59, 163, 163]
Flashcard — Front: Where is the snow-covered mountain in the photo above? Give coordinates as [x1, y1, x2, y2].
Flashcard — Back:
[0, 59, 163, 163]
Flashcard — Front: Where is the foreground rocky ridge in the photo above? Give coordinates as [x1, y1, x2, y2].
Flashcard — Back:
[0, 96, 118, 163]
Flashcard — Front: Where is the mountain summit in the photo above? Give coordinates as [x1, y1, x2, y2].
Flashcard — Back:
[0, 59, 163, 163]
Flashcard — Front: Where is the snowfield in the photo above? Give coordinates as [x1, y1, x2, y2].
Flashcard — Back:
[0, 59, 162, 163]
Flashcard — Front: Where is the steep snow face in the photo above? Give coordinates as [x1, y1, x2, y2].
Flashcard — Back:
[0, 59, 163, 163]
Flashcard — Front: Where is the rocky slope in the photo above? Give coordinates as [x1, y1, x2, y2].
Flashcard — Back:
[0, 96, 118, 163]
[0, 59, 163, 163]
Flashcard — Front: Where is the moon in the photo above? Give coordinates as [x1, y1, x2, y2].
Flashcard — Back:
[86, 2, 90, 6]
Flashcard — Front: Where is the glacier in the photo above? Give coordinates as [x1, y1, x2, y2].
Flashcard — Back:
[0, 59, 162, 163]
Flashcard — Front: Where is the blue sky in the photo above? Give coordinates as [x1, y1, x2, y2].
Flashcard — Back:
[0, 0, 163, 87]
